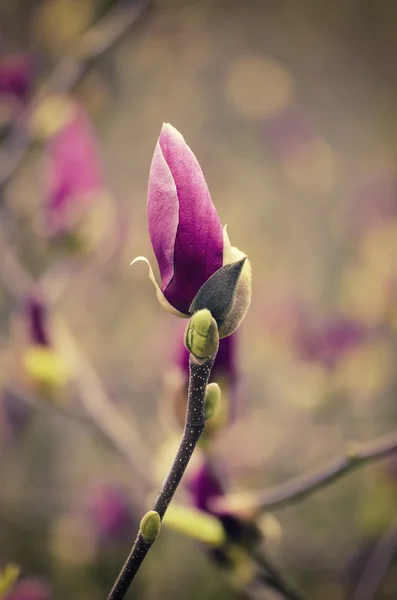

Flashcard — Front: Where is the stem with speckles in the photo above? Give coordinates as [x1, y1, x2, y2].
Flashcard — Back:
[108, 354, 215, 600]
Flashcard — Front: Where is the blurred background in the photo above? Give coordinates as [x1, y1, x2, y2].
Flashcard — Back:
[2, 0, 397, 598]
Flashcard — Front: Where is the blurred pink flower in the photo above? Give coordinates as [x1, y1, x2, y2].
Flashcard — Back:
[86, 484, 134, 543]
[44, 105, 105, 235]
[4, 577, 50, 600]
[0, 53, 34, 104]
[297, 317, 369, 369]
[187, 459, 226, 514]
[186, 458, 261, 558]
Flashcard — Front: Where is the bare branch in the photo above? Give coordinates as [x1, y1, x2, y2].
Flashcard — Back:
[353, 516, 397, 600]
[212, 432, 397, 515]
[0, 0, 152, 188]
[0, 224, 152, 497]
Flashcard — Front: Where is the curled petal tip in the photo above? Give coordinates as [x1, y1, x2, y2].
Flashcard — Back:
[130, 255, 147, 267]
[130, 256, 188, 318]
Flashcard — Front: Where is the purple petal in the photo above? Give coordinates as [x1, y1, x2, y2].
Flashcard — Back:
[147, 141, 179, 293]
[148, 124, 223, 314]
[44, 106, 105, 233]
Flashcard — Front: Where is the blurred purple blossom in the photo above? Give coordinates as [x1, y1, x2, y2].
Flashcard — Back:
[147, 123, 224, 315]
[0, 53, 34, 104]
[187, 459, 226, 515]
[85, 484, 134, 543]
[44, 105, 105, 235]
[297, 317, 369, 369]
[4, 577, 50, 600]
[186, 459, 259, 551]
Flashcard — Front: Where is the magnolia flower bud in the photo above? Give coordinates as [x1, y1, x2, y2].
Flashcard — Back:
[132, 124, 252, 339]
[204, 383, 221, 420]
[184, 309, 219, 360]
[140, 510, 161, 543]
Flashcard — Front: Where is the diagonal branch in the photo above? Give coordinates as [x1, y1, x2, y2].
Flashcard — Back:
[0, 224, 152, 495]
[108, 355, 215, 600]
[0, 0, 152, 188]
[211, 432, 397, 516]
[352, 515, 397, 600]
[52, 317, 153, 494]
[252, 549, 306, 600]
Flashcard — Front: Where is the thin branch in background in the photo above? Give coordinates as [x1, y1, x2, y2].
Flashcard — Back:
[0, 0, 152, 188]
[8, 383, 93, 428]
[52, 317, 153, 495]
[0, 223, 152, 496]
[353, 515, 397, 600]
[251, 549, 306, 600]
[212, 431, 397, 515]
[0, 0, 156, 487]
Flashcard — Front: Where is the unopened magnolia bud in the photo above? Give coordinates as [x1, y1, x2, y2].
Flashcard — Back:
[204, 383, 221, 420]
[140, 510, 161, 543]
[185, 309, 219, 359]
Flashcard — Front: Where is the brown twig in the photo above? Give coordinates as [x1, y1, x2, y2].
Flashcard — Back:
[212, 432, 397, 516]
[0, 224, 152, 495]
[108, 355, 215, 600]
[0, 0, 152, 189]
[52, 318, 153, 493]
[352, 515, 397, 600]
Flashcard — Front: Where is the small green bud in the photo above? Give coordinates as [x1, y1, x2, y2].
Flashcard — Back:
[140, 510, 161, 543]
[204, 383, 221, 420]
[185, 309, 219, 359]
